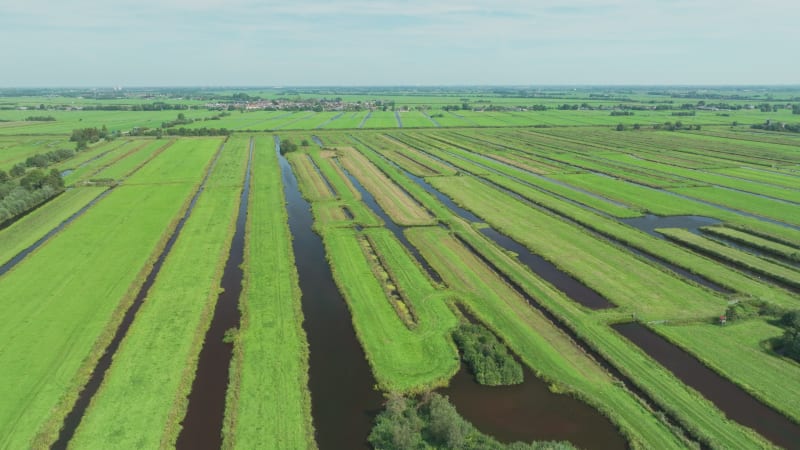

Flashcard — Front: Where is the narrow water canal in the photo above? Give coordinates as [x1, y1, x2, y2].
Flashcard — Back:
[614, 322, 800, 449]
[52, 142, 228, 450]
[277, 136, 383, 449]
[176, 138, 253, 448]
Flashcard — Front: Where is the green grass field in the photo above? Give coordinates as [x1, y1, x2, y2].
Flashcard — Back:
[3, 86, 800, 450]
[69, 136, 243, 448]
[223, 136, 314, 449]
[0, 182, 210, 448]
[0, 186, 107, 266]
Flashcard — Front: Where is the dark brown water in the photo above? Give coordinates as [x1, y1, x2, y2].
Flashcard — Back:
[52, 141, 228, 450]
[442, 364, 626, 449]
[614, 322, 800, 449]
[277, 135, 383, 450]
[176, 138, 253, 449]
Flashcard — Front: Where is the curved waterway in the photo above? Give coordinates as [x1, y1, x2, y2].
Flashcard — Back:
[276, 136, 383, 449]
[614, 323, 800, 449]
[52, 141, 227, 450]
[176, 138, 253, 448]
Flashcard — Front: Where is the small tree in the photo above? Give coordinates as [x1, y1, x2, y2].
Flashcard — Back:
[616, 123, 625, 131]
[633, 123, 641, 130]
[10, 163, 26, 178]
[301, 139, 310, 147]
[279, 139, 298, 155]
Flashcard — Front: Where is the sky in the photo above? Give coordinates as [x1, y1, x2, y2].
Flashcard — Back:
[1, 0, 798, 86]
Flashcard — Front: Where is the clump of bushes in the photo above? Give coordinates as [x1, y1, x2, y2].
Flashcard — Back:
[777, 310, 800, 363]
[452, 323, 523, 386]
[369, 393, 574, 450]
[720, 300, 800, 363]
[279, 139, 298, 155]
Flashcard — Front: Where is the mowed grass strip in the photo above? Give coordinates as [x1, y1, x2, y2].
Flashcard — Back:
[91, 139, 174, 181]
[657, 321, 800, 424]
[670, 186, 800, 227]
[62, 140, 143, 185]
[703, 226, 800, 262]
[125, 137, 225, 185]
[338, 146, 435, 226]
[323, 227, 459, 392]
[0, 182, 209, 449]
[553, 173, 800, 246]
[69, 136, 246, 448]
[287, 152, 334, 201]
[223, 136, 314, 449]
[429, 175, 725, 319]
[656, 228, 800, 289]
[0, 186, 107, 265]
[406, 226, 685, 449]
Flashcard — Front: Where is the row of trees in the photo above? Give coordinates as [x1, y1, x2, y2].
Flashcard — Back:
[70, 126, 109, 150]
[24, 149, 74, 169]
[0, 169, 64, 225]
[751, 120, 800, 133]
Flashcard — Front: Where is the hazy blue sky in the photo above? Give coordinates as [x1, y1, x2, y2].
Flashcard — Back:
[1, 0, 798, 86]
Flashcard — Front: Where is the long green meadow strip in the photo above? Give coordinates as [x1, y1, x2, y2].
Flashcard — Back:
[406, 226, 686, 450]
[339, 146, 435, 226]
[0, 186, 106, 265]
[465, 167, 800, 310]
[429, 175, 725, 319]
[91, 139, 174, 181]
[402, 132, 642, 218]
[0, 184, 205, 449]
[286, 152, 334, 201]
[710, 167, 800, 190]
[223, 136, 314, 449]
[353, 130, 800, 311]
[62, 140, 142, 185]
[670, 186, 800, 227]
[321, 226, 459, 392]
[601, 153, 800, 204]
[553, 173, 800, 246]
[656, 228, 800, 289]
[703, 226, 800, 262]
[68, 136, 241, 448]
[657, 321, 800, 424]
[306, 151, 381, 228]
[125, 137, 225, 184]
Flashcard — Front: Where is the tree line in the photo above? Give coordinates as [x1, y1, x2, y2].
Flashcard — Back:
[0, 168, 64, 225]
